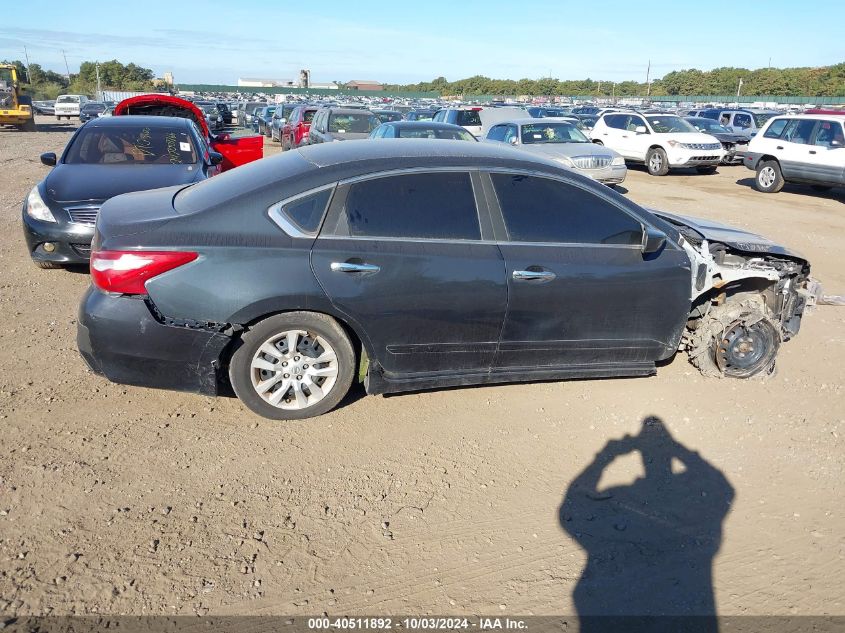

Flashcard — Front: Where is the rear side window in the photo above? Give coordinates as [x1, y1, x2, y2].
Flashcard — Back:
[733, 113, 752, 129]
[763, 119, 789, 138]
[491, 174, 642, 245]
[340, 172, 480, 240]
[456, 110, 482, 127]
[604, 114, 625, 130]
[783, 119, 817, 144]
[274, 188, 333, 235]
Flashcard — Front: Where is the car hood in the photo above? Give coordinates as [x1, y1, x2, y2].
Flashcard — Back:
[653, 132, 720, 144]
[650, 209, 805, 260]
[519, 142, 619, 160]
[44, 164, 202, 204]
[708, 132, 751, 143]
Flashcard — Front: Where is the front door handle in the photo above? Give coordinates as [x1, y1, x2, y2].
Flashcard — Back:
[513, 269, 556, 282]
[330, 261, 380, 274]
[809, 150, 817, 154]
[776, 145, 784, 150]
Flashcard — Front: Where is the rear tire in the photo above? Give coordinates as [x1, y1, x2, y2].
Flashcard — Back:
[229, 312, 356, 420]
[754, 160, 785, 193]
[646, 147, 670, 176]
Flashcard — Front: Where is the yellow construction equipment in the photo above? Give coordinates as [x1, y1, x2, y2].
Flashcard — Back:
[0, 64, 36, 131]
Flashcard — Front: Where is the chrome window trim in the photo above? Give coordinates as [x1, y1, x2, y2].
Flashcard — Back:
[267, 184, 336, 239]
[315, 234, 641, 249]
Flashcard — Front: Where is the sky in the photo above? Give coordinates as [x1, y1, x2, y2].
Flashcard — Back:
[2, 0, 844, 86]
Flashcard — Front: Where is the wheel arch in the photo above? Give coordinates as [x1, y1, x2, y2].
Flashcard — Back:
[220, 305, 376, 377]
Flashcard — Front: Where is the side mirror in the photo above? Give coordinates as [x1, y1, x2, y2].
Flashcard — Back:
[642, 227, 667, 256]
[40, 152, 57, 166]
[279, 117, 287, 124]
[509, 136, 518, 145]
[635, 125, 648, 134]
[830, 139, 843, 148]
[208, 151, 224, 166]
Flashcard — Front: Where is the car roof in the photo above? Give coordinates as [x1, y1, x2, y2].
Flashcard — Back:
[294, 138, 562, 170]
[317, 107, 375, 115]
[84, 115, 192, 129]
[385, 121, 469, 130]
[491, 118, 580, 126]
[771, 113, 845, 120]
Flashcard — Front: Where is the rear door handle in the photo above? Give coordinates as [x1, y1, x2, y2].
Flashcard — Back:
[777, 145, 784, 150]
[513, 269, 556, 281]
[809, 150, 817, 154]
[331, 262, 380, 274]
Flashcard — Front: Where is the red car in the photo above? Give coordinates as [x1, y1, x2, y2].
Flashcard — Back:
[112, 95, 263, 171]
[281, 105, 319, 151]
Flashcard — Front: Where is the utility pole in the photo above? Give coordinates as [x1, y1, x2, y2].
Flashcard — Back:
[62, 50, 70, 80]
[736, 77, 743, 107]
[95, 62, 101, 100]
[23, 46, 32, 83]
[646, 60, 652, 99]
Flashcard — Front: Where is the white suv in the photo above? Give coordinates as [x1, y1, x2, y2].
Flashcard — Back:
[590, 112, 725, 175]
[743, 114, 845, 194]
[431, 107, 483, 137]
[54, 94, 89, 120]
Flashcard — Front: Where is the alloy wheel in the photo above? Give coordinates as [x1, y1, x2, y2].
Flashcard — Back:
[758, 166, 776, 188]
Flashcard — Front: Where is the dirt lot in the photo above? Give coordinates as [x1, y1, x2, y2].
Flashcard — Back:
[1, 115, 843, 617]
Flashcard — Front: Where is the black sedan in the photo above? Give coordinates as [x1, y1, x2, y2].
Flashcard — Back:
[77, 140, 815, 420]
[685, 117, 751, 164]
[22, 115, 222, 268]
[369, 121, 477, 140]
[79, 101, 108, 123]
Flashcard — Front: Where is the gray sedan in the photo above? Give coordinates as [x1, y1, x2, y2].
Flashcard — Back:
[483, 118, 627, 185]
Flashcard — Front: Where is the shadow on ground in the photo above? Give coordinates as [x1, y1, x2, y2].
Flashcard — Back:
[560, 416, 734, 632]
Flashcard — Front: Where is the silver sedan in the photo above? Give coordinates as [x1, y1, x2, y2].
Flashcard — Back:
[482, 118, 627, 185]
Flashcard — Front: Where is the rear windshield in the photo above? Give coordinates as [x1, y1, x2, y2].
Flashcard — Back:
[303, 109, 317, 123]
[57, 96, 81, 104]
[245, 103, 263, 113]
[397, 127, 476, 141]
[82, 103, 106, 113]
[328, 112, 380, 133]
[65, 125, 198, 165]
[456, 110, 482, 126]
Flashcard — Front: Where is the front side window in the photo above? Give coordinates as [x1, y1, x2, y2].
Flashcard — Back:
[65, 125, 198, 165]
[813, 120, 845, 147]
[503, 125, 518, 144]
[491, 173, 642, 245]
[339, 172, 480, 240]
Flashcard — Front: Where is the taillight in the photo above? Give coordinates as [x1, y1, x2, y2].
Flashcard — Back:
[90, 250, 198, 295]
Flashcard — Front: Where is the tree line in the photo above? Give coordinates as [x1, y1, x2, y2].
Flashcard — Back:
[384, 62, 845, 97]
[1, 59, 157, 99]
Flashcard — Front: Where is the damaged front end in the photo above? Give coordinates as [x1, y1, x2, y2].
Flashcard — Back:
[651, 210, 820, 378]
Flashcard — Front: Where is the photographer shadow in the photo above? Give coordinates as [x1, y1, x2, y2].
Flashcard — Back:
[560, 416, 734, 632]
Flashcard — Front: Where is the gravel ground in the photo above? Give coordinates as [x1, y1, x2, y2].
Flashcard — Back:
[0, 115, 843, 617]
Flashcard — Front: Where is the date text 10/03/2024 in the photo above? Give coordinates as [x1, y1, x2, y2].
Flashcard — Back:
[307, 617, 528, 630]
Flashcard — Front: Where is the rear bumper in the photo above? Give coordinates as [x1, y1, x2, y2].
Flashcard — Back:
[77, 287, 233, 396]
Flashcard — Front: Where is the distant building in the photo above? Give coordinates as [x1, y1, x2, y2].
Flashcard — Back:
[346, 80, 384, 91]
